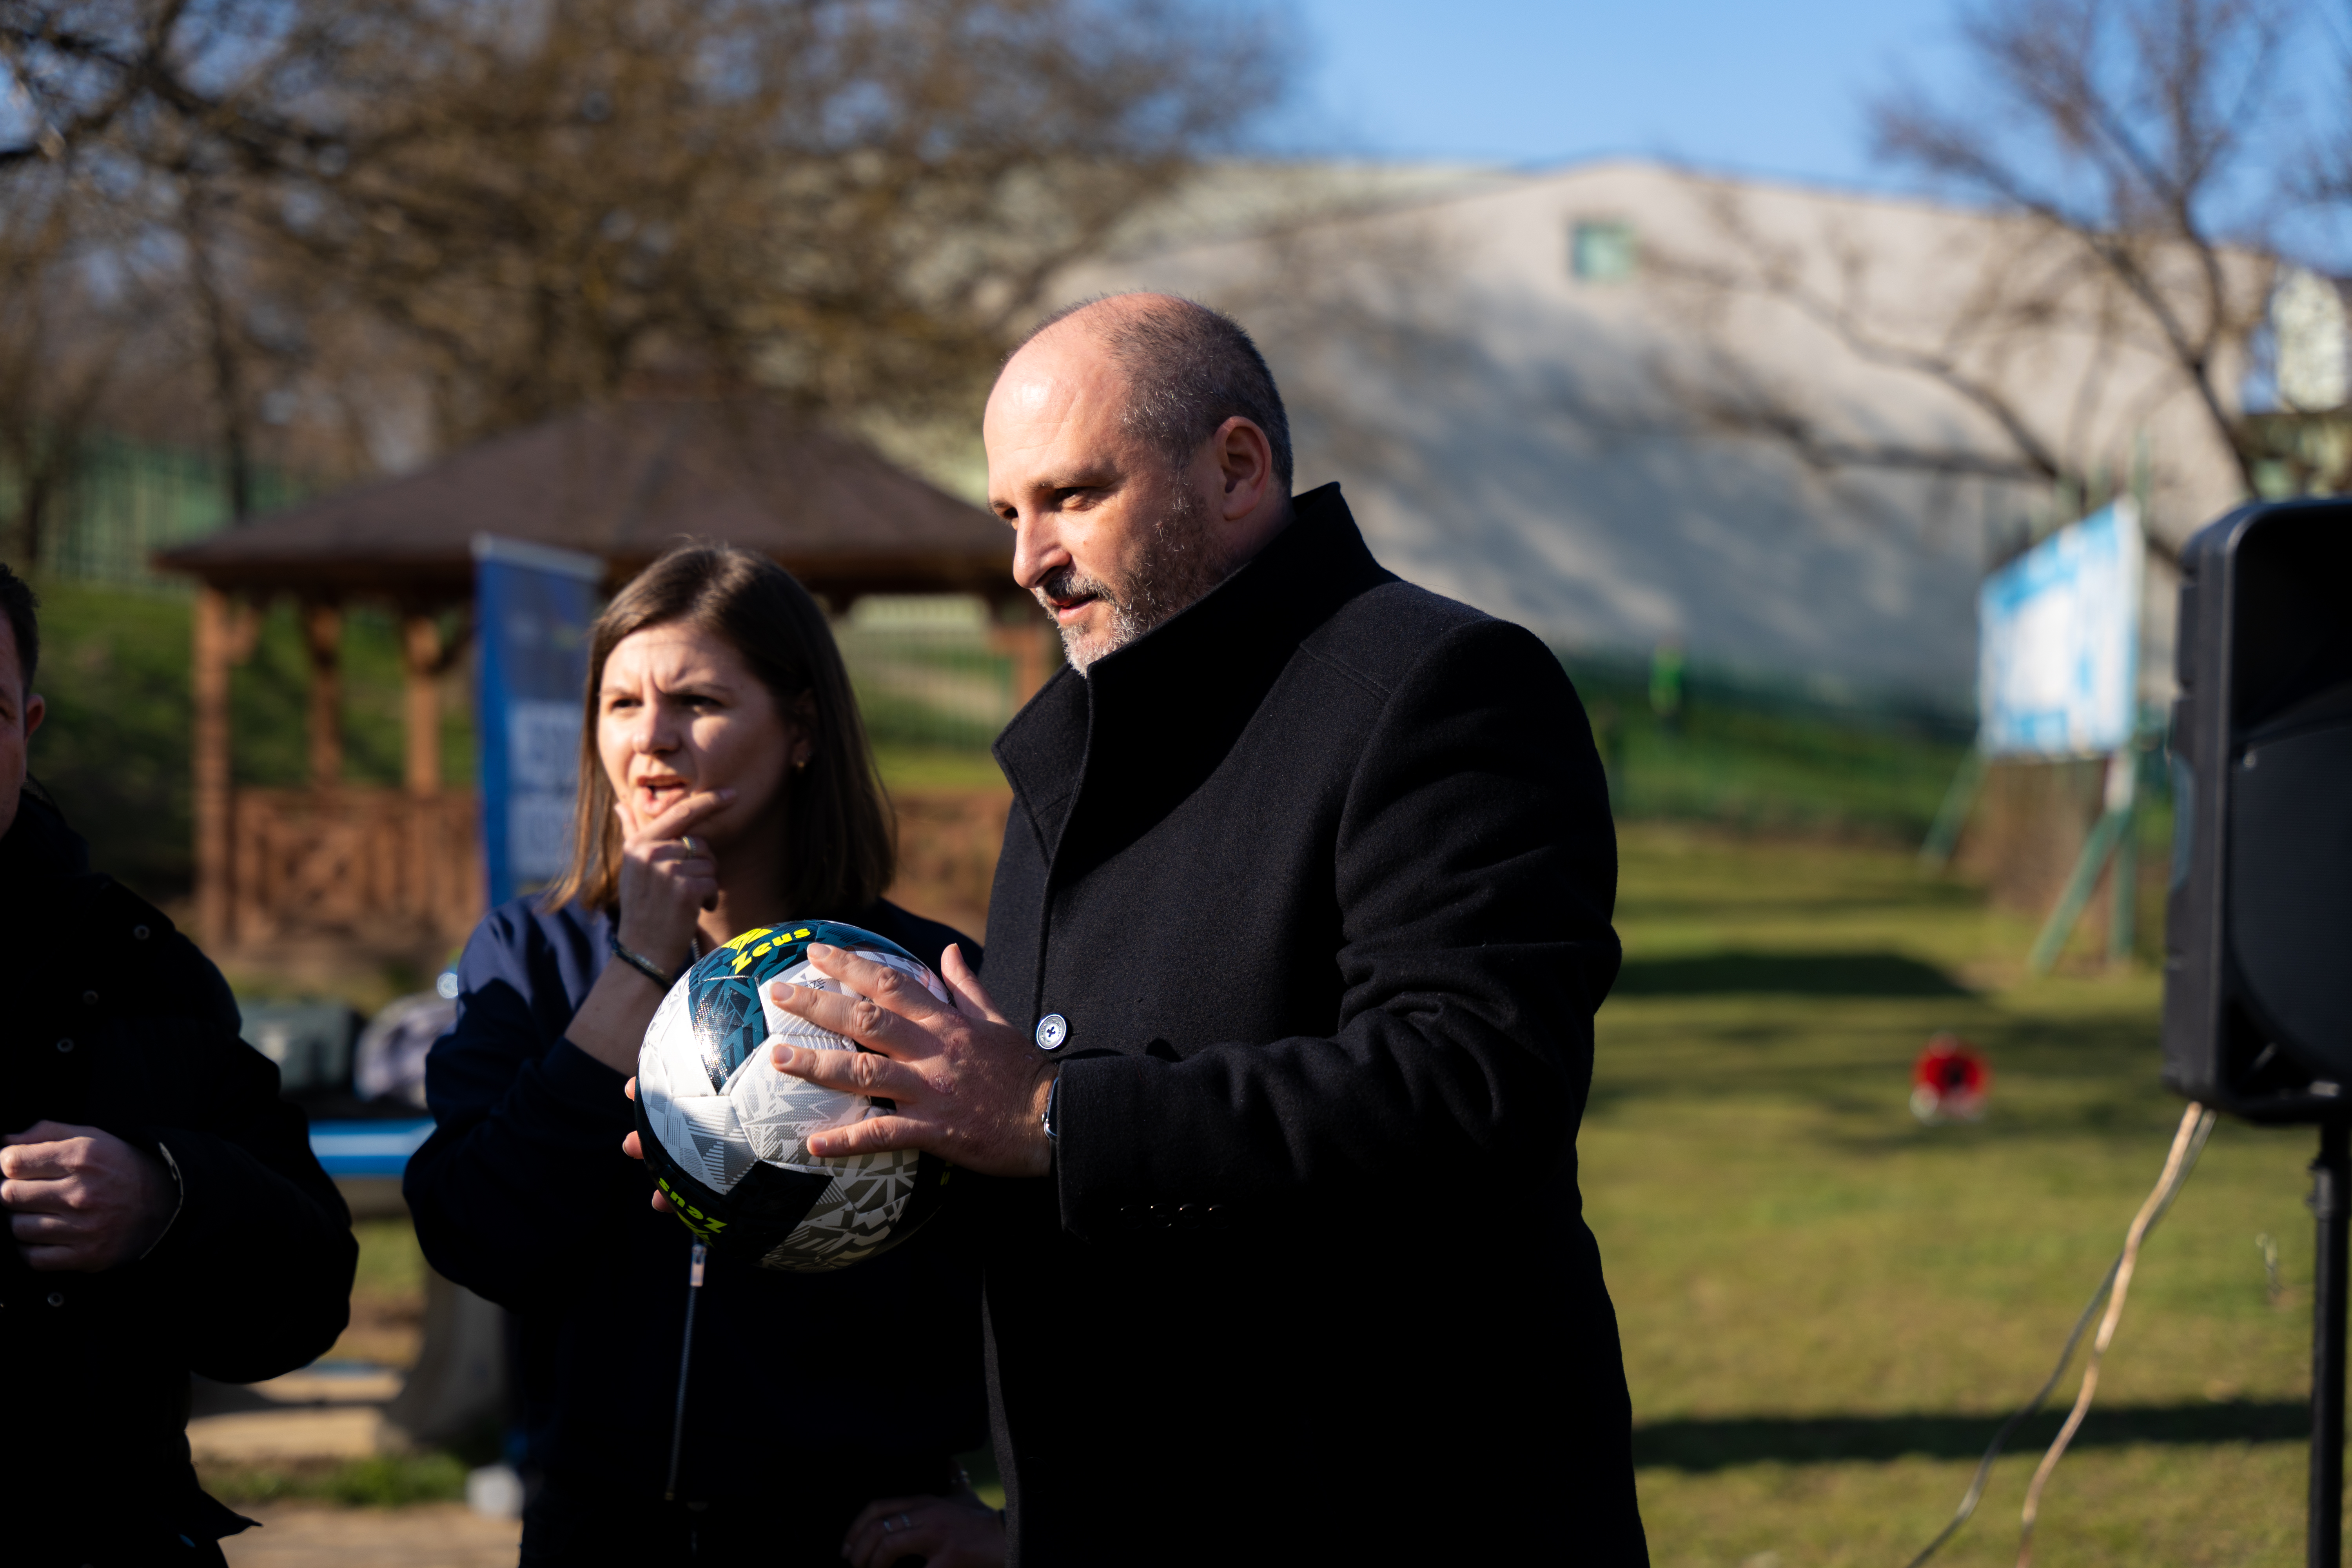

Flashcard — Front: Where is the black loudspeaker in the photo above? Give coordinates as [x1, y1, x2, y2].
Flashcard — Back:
[2161, 497, 2352, 1121]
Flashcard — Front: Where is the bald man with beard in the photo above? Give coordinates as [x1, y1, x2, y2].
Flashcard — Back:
[765, 295, 1645, 1563]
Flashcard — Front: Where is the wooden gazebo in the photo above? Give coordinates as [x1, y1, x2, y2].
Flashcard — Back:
[158, 397, 1031, 951]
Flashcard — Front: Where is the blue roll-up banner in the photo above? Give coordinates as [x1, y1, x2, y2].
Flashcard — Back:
[475, 535, 603, 909]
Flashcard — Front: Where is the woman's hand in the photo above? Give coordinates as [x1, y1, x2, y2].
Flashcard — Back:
[841, 1491, 1005, 1568]
[561, 788, 737, 1076]
[610, 788, 734, 978]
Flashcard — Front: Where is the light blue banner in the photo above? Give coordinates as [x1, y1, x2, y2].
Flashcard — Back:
[475, 536, 602, 909]
[1978, 502, 2143, 759]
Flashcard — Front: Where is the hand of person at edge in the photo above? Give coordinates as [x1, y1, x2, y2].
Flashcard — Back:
[619, 1079, 677, 1214]
[769, 944, 1054, 1179]
[1, 1122, 178, 1271]
[841, 1490, 1006, 1568]
[610, 788, 733, 979]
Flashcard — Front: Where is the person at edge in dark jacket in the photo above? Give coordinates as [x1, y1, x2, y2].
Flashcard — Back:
[0, 563, 359, 1566]
[702, 296, 1650, 1564]
[404, 546, 1002, 1568]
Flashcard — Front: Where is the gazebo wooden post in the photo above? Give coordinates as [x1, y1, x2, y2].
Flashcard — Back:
[401, 609, 444, 923]
[401, 611, 442, 798]
[301, 598, 343, 787]
[991, 615, 1055, 706]
[192, 586, 234, 945]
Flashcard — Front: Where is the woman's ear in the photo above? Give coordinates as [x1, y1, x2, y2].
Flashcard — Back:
[788, 692, 818, 771]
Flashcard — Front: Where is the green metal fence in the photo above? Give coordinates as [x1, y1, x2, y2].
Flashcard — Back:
[835, 597, 1025, 752]
[1559, 646, 1977, 840]
[8, 432, 310, 592]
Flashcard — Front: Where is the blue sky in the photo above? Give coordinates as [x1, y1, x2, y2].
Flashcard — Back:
[1252, 0, 1992, 188]
[1251, 0, 2351, 264]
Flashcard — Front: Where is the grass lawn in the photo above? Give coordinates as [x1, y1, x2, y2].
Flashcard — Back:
[1596, 824, 2318, 1565]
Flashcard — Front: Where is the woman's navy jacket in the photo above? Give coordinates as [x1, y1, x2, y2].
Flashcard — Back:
[403, 894, 987, 1497]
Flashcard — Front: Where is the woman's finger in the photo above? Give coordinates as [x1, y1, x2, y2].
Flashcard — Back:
[939, 943, 1008, 1026]
[631, 788, 735, 846]
[633, 840, 715, 876]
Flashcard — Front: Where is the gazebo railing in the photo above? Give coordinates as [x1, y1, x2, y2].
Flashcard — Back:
[229, 787, 483, 948]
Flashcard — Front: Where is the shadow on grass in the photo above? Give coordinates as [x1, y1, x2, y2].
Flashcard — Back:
[1614, 950, 1972, 998]
[1634, 1401, 2309, 1471]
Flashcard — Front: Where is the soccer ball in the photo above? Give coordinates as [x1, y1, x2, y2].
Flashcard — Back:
[632, 920, 955, 1272]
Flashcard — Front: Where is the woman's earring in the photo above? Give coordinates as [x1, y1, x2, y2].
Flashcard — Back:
[794, 752, 809, 772]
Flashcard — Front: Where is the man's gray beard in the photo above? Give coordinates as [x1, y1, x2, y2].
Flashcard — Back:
[1042, 483, 1229, 675]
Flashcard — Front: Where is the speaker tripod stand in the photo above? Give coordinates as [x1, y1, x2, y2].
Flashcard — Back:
[2310, 1120, 2349, 1568]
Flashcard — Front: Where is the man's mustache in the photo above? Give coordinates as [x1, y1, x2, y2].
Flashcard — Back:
[1036, 566, 1121, 611]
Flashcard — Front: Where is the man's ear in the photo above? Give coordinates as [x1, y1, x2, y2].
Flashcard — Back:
[22, 693, 41, 740]
[1215, 417, 1274, 520]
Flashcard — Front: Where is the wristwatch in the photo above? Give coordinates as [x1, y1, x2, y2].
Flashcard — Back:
[1041, 1071, 1063, 1143]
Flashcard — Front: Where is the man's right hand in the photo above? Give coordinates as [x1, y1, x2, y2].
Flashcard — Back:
[608, 788, 732, 980]
[1, 1123, 178, 1272]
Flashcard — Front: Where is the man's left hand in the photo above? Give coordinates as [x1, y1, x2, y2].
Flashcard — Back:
[768, 943, 1053, 1178]
[0, 1122, 178, 1271]
[841, 1490, 1005, 1568]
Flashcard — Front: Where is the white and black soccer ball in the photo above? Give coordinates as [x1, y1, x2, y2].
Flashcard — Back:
[632, 920, 955, 1272]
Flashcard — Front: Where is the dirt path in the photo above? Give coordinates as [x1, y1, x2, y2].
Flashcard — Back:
[221, 1503, 519, 1568]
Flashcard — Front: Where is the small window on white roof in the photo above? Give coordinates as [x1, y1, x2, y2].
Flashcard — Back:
[1571, 219, 1637, 283]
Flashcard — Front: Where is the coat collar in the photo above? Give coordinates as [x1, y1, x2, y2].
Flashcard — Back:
[0, 781, 89, 886]
[992, 483, 1391, 869]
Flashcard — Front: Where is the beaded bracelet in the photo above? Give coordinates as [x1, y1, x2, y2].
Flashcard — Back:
[606, 928, 678, 990]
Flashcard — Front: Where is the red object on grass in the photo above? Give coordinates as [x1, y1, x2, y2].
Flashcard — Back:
[1912, 1033, 1990, 1122]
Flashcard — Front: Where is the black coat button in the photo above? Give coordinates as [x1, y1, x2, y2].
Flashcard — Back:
[82, 991, 98, 1007]
[55, 1038, 73, 1053]
[132, 924, 151, 940]
[46, 1292, 64, 1307]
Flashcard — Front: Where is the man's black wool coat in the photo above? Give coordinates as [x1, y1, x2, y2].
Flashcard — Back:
[0, 784, 357, 1562]
[979, 485, 1644, 1563]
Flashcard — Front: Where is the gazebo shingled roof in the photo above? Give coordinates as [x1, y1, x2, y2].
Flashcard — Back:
[157, 396, 1013, 603]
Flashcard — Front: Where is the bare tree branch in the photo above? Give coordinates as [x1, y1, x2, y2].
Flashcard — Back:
[0, 0, 1278, 511]
[1642, 0, 2328, 573]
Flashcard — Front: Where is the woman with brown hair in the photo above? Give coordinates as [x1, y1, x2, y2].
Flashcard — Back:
[405, 544, 1005, 1567]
